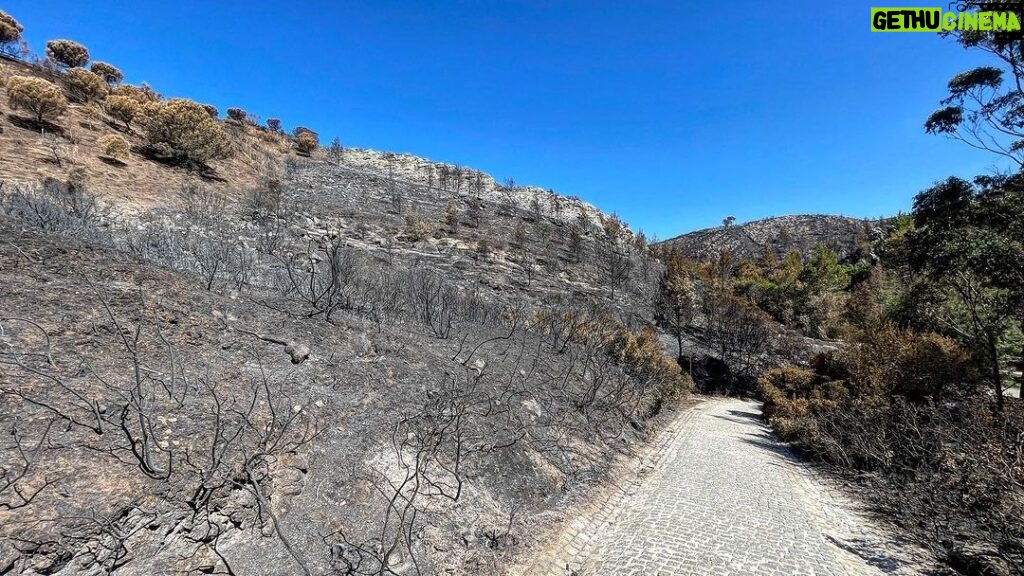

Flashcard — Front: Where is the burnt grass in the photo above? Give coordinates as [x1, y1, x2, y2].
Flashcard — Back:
[0, 151, 677, 575]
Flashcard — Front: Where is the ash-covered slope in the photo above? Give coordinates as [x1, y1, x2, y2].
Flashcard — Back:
[658, 214, 881, 263]
[0, 146, 679, 576]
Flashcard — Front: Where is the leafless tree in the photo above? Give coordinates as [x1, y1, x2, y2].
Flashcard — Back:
[281, 235, 362, 322]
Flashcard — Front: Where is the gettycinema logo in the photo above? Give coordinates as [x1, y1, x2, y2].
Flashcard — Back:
[871, 6, 1022, 31]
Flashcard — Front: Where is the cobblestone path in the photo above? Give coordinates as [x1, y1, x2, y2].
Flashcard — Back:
[524, 398, 934, 576]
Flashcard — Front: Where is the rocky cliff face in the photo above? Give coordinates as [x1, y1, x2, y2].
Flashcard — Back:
[658, 215, 882, 263]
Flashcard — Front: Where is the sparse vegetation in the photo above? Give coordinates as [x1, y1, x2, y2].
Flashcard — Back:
[403, 211, 432, 241]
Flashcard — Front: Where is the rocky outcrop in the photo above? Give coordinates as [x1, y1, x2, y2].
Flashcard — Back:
[659, 215, 883, 263]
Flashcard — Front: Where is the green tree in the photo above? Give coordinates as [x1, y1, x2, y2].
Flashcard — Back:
[924, 10, 1024, 169]
[909, 177, 1022, 409]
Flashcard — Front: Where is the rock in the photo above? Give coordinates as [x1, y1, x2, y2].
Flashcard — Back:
[658, 214, 881, 263]
[284, 342, 310, 364]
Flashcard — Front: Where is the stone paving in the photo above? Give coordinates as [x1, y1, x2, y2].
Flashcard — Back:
[522, 398, 935, 576]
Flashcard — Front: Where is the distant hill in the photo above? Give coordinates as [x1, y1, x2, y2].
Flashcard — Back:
[658, 214, 883, 263]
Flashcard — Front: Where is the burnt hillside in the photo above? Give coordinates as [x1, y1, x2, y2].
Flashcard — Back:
[658, 214, 882, 263]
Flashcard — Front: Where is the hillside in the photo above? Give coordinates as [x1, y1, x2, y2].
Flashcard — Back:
[0, 46, 692, 575]
[658, 214, 881, 263]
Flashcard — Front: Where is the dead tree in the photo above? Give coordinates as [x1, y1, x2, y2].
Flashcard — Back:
[281, 235, 362, 322]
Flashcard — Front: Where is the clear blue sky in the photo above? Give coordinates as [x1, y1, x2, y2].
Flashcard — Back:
[5, 1, 1004, 238]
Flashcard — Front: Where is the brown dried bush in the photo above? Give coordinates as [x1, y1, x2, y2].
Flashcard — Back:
[97, 133, 130, 162]
[403, 213, 432, 241]
[109, 83, 161, 105]
[45, 39, 89, 68]
[296, 130, 318, 155]
[137, 99, 231, 168]
[759, 325, 1022, 572]
[65, 68, 108, 102]
[104, 95, 141, 131]
[5, 75, 68, 124]
[89, 61, 123, 85]
[0, 10, 24, 53]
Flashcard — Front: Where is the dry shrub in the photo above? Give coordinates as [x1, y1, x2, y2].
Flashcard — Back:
[109, 83, 161, 105]
[403, 212, 432, 241]
[65, 67, 108, 102]
[89, 61, 123, 85]
[137, 99, 231, 167]
[0, 10, 24, 52]
[845, 324, 971, 401]
[6, 76, 68, 124]
[606, 325, 692, 404]
[104, 95, 141, 131]
[45, 39, 89, 68]
[226, 107, 251, 124]
[242, 178, 282, 221]
[759, 323, 1021, 572]
[97, 133, 130, 162]
[296, 130, 318, 155]
[80, 103, 104, 130]
[201, 103, 218, 119]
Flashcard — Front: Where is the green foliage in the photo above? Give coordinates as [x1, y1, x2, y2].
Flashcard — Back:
[726, 244, 861, 338]
[925, 29, 1024, 169]
[907, 175, 1024, 407]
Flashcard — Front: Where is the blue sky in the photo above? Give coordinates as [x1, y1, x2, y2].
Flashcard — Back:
[4, 1, 1003, 238]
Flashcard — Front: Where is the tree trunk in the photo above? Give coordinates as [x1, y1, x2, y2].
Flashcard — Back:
[989, 331, 1005, 411]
